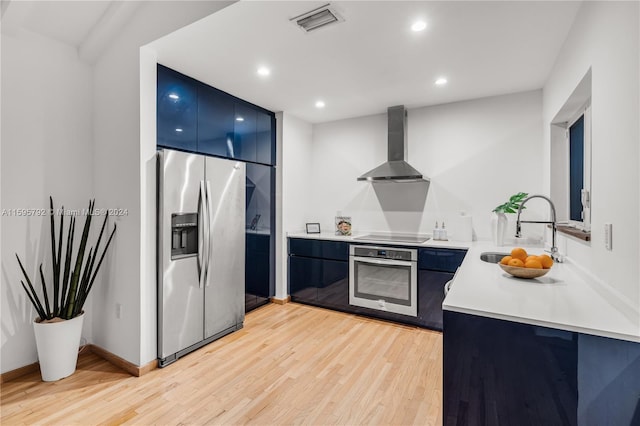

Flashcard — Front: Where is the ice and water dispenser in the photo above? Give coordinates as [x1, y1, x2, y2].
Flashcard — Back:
[171, 213, 198, 259]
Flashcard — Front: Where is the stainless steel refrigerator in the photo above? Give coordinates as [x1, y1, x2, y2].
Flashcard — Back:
[157, 148, 245, 367]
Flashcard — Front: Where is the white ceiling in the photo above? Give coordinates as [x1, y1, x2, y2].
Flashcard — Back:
[150, 1, 581, 124]
[1, 0, 142, 64]
[2, 0, 112, 47]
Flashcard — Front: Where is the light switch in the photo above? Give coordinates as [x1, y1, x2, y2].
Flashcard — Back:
[604, 223, 612, 251]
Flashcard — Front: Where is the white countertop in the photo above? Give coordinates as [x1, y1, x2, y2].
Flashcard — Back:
[287, 232, 640, 342]
[444, 241, 640, 343]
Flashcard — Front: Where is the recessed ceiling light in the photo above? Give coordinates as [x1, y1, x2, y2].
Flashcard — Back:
[411, 21, 427, 32]
[168, 93, 179, 100]
[435, 77, 448, 86]
[257, 66, 270, 77]
[175, 128, 183, 133]
[315, 100, 325, 108]
[236, 116, 245, 122]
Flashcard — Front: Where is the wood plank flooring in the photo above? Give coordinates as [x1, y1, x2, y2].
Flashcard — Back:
[1, 303, 443, 425]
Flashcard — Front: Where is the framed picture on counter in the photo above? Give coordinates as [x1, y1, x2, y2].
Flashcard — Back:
[335, 216, 352, 236]
[305, 223, 321, 234]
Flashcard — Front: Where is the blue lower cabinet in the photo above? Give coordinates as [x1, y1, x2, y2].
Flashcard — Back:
[245, 163, 274, 313]
[419, 248, 467, 272]
[444, 311, 640, 426]
[289, 256, 348, 306]
[416, 270, 451, 330]
[289, 238, 349, 262]
[288, 239, 464, 330]
[444, 311, 579, 425]
[577, 334, 640, 426]
[245, 233, 271, 312]
[289, 256, 320, 303]
[316, 260, 349, 311]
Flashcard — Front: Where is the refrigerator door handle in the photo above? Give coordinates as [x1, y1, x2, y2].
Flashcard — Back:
[198, 180, 208, 289]
[205, 180, 213, 287]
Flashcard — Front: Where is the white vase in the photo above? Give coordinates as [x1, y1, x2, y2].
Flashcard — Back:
[491, 212, 508, 246]
[33, 312, 84, 381]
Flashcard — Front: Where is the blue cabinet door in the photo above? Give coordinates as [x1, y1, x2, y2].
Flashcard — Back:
[245, 163, 274, 312]
[289, 256, 320, 303]
[233, 102, 257, 163]
[245, 233, 270, 312]
[316, 260, 349, 310]
[289, 256, 348, 307]
[418, 248, 467, 272]
[444, 311, 578, 425]
[416, 270, 451, 331]
[157, 65, 197, 152]
[233, 102, 276, 165]
[256, 110, 275, 165]
[197, 85, 234, 158]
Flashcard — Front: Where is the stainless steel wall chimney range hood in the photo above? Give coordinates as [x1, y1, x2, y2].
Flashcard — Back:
[357, 106, 429, 183]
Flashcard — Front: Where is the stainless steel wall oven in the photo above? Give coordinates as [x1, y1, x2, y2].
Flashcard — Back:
[349, 245, 418, 317]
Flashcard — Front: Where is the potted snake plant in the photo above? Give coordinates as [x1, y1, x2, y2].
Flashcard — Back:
[16, 197, 116, 381]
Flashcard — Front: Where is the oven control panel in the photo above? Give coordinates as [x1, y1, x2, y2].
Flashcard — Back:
[351, 246, 416, 261]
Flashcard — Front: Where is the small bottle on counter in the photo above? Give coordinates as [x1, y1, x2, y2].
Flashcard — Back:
[441, 221, 448, 241]
[433, 221, 441, 240]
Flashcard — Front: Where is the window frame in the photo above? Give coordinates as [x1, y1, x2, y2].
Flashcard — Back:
[563, 100, 592, 231]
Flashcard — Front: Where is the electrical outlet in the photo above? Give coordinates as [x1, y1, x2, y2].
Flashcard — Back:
[604, 223, 613, 251]
[116, 303, 122, 319]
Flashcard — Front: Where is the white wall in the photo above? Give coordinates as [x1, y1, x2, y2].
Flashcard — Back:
[0, 0, 230, 373]
[542, 1, 639, 310]
[309, 91, 545, 241]
[277, 113, 313, 299]
[0, 31, 93, 373]
[92, 1, 233, 366]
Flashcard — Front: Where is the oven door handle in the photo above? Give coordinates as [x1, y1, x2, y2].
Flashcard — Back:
[352, 256, 414, 267]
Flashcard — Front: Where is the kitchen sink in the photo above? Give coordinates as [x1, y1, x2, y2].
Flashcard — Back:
[480, 252, 509, 264]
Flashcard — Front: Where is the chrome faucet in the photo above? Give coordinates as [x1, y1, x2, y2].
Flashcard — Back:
[515, 194, 562, 262]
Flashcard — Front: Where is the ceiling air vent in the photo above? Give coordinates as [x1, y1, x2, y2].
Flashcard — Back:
[291, 4, 343, 33]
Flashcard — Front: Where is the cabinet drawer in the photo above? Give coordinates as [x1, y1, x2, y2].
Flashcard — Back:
[289, 238, 349, 262]
[418, 248, 467, 272]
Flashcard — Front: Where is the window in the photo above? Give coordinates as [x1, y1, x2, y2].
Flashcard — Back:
[550, 69, 592, 237]
[569, 115, 584, 221]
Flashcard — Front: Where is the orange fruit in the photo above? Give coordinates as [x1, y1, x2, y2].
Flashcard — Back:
[500, 255, 513, 265]
[508, 258, 525, 267]
[525, 255, 539, 263]
[511, 247, 528, 261]
[538, 254, 554, 269]
[524, 259, 543, 269]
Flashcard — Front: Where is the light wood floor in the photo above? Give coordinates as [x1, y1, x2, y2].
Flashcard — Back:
[1, 303, 443, 425]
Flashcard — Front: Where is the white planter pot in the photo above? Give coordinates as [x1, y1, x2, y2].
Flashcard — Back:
[33, 313, 84, 381]
[491, 212, 508, 246]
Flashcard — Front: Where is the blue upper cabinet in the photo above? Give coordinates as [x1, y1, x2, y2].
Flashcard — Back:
[233, 102, 257, 163]
[197, 84, 234, 158]
[232, 102, 275, 164]
[256, 109, 275, 165]
[157, 65, 198, 152]
[157, 64, 276, 165]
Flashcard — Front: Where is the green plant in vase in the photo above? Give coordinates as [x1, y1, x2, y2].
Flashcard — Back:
[493, 192, 529, 214]
[15, 197, 116, 381]
[492, 192, 528, 246]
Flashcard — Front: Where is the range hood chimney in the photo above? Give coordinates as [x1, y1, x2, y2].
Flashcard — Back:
[357, 105, 428, 183]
